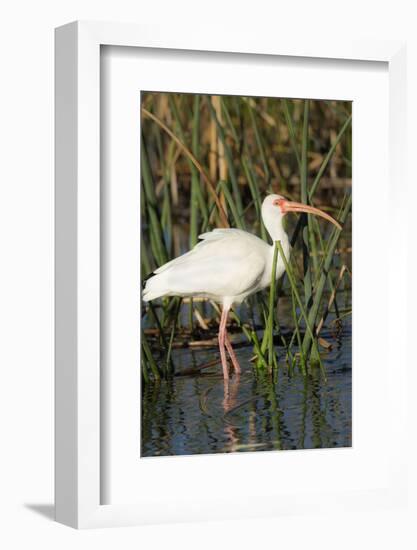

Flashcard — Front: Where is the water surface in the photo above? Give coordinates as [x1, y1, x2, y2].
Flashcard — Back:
[141, 314, 351, 457]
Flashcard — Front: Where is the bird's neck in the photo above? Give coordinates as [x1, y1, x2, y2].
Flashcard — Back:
[264, 216, 289, 246]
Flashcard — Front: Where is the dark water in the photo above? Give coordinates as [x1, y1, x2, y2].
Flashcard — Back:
[141, 314, 352, 457]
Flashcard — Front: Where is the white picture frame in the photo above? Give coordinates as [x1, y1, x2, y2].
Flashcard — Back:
[55, 20, 407, 529]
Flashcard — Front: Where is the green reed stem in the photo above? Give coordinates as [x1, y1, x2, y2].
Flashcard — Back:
[147, 302, 175, 372]
[166, 298, 182, 375]
[290, 288, 307, 376]
[282, 99, 301, 170]
[141, 235, 152, 278]
[142, 330, 160, 381]
[251, 329, 269, 370]
[301, 194, 352, 356]
[206, 96, 243, 218]
[220, 97, 239, 144]
[141, 357, 150, 384]
[311, 216, 340, 318]
[300, 100, 313, 308]
[289, 114, 351, 249]
[161, 179, 173, 253]
[190, 95, 201, 247]
[309, 114, 352, 201]
[140, 132, 157, 205]
[228, 309, 268, 369]
[141, 135, 168, 266]
[247, 101, 271, 186]
[167, 96, 210, 227]
[242, 156, 268, 241]
[219, 181, 245, 229]
[276, 240, 325, 378]
[189, 299, 194, 333]
[267, 242, 279, 366]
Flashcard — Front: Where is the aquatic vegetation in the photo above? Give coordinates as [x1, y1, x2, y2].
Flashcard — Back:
[140, 93, 352, 382]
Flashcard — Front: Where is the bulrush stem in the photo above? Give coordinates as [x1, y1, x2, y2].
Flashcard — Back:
[277, 240, 325, 379]
[300, 100, 313, 309]
[267, 242, 279, 367]
[301, 194, 352, 356]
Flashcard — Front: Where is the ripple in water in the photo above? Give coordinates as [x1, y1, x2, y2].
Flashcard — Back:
[141, 318, 351, 457]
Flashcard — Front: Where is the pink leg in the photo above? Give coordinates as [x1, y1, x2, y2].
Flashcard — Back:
[224, 332, 241, 374]
[218, 306, 230, 380]
[222, 373, 240, 413]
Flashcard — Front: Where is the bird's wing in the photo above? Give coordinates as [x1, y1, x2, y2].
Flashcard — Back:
[154, 228, 262, 274]
[197, 228, 262, 245]
[153, 229, 267, 299]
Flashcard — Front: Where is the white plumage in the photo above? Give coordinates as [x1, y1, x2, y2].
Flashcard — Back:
[143, 194, 341, 380]
[143, 227, 287, 307]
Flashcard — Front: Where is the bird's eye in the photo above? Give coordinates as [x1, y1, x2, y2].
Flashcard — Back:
[274, 198, 285, 207]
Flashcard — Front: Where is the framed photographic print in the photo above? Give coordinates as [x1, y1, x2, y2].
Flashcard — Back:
[55, 21, 408, 528]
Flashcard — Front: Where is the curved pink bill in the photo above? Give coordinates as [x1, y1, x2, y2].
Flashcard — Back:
[279, 200, 342, 230]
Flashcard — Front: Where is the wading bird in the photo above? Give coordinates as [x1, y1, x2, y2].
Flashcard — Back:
[143, 195, 341, 380]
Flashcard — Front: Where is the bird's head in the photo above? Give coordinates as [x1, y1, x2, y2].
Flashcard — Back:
[261, 194, 342, 230]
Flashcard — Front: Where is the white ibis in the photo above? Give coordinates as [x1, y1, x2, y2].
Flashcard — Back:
[143, 194, 341, 379]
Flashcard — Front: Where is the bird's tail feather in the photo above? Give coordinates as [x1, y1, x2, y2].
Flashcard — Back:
[142, 273, 168, 302]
